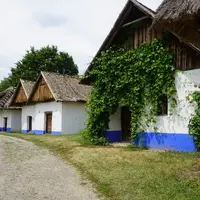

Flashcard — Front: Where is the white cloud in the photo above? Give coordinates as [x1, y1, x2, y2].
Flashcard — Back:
[0, 0, 162, 80]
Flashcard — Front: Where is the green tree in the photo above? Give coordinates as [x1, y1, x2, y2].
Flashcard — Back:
[0, 45, 78, 91]
[0, 77, 12, 91]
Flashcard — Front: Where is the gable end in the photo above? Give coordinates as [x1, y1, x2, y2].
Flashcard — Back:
[29, 76, 55, 103]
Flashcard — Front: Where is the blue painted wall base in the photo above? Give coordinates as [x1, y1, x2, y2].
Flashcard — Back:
[105, 131, 122, 143]
[33, 130, 45, 135]
[6, 128, 12, 132]
[22, 130, 29, 133]
[105, 130, 196, 152]
[25, 130, 62, 135]
[135, 132, 196, 152]
[0, 128, 11, 132]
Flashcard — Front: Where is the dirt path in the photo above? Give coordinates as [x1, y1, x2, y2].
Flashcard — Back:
[0, 135, 100, 200]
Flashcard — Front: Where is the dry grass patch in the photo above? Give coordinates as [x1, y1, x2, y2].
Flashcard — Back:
[1, 133, 200, 200]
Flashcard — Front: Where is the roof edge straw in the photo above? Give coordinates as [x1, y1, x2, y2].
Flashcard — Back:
[153, 0, 200, 47]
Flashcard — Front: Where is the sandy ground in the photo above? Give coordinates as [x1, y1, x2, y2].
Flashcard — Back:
[0, 135, 100, 200]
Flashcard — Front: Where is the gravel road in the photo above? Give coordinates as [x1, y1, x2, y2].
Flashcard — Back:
[0, 135, 100, 200]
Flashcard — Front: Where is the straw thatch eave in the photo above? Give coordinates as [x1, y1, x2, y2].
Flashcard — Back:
[153, 0, 200, 47]
[155, 0, 200, 21]
[0, 87, 20, 110]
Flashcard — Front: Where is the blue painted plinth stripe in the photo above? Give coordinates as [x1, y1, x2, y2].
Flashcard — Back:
[51, 131, 62, 135]
[22, 130, 28, 133]
[33, 130, 45, 135]
[0, 128, 11, 132]
[31, 130, 62, 135]
[135, 132, 196, 152]
[105, 131, 121, 143]
[6, 128, 12, 132]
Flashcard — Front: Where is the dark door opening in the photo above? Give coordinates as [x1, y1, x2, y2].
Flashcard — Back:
[45, 113, 52, 134]
[3, 117, 8, 132]
[27, 116, 32, 132]
[121, 107, 131, 141]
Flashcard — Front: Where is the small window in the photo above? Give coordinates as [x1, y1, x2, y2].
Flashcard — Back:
[157, 96, 168, 116]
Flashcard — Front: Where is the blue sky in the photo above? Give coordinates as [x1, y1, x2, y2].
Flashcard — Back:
[0, 0, 163, 80]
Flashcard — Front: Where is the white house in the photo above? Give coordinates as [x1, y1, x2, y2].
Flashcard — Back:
[0, 88, 21, 132]
[105, 69, 200, 152]
[11, 72, 91, 135]
[10, 79, 35, 133]
[82, 0, 200, 152]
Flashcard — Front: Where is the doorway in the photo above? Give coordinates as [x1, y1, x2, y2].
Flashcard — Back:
[3, 117, 8, 132]
[27, 116, 32, 132]
[45, 113, 52, 134]
[121, 107, 131, 141]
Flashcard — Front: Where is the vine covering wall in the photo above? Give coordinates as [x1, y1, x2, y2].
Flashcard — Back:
[189, 91, 200, 151]
[83, 40, 177, 145]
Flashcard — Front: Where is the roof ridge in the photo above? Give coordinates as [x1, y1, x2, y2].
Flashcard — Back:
[41, 71, 80, 78]
[20, 79, 35, 83]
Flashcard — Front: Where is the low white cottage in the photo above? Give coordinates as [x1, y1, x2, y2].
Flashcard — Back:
[0, 88, 21, 132]
[10, 79, 35, 133]
[11, 72, 91, 135]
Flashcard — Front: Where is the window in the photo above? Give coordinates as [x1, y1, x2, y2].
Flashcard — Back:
[157, 96, 168, 116]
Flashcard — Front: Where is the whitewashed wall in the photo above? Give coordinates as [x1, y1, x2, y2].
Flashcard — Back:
[22, 105, 35, 132]
[107, 69, 200, 134]
[0, 110, 21, 132]
[105, 69, 200, 151]
[0, 110, 12, 131]
[146, 69, 200, 134]
[105, 108, 122, 142]
[108, 108, 121, 131]
[62, 102, 87, 134]
[134, 69, 200, 152]
[34, 102, 62, 134]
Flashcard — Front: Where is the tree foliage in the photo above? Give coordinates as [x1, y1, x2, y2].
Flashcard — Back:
[83, 40, 176, 145]
[0, 45, 78, 91]
[188, 91, 200, 151]
[0, 77, 12, 92]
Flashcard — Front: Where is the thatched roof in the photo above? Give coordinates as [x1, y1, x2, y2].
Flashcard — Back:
[0, 87, 17, 109]
[29, 72, 91, 103]
[20, 79, 35, 98]
[153, 0, 200, 47]
[81, 0, 200, 85]
[9, 79, 35, 107]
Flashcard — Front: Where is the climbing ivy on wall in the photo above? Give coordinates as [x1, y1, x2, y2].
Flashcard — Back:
[83, 40, 176, 145]
[189, 91, 200, 151]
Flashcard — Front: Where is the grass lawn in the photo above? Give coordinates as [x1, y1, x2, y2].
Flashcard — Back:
[1, 133, 200, 200]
